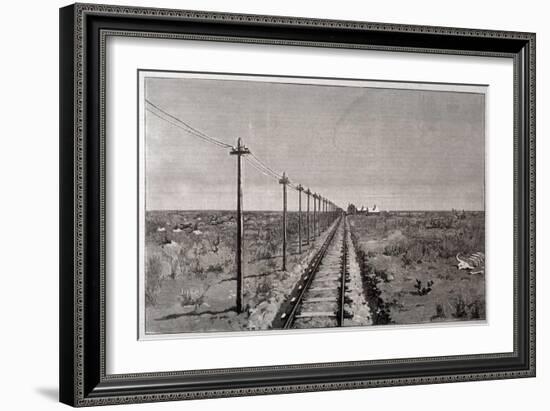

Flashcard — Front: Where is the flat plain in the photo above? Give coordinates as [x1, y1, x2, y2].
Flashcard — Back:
[349, 211, 485, 325]
[144, 210, 485, 335]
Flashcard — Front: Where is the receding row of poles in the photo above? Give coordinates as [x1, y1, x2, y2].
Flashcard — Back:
[231, 137, 342, 312]
[144, 102, 344, 314]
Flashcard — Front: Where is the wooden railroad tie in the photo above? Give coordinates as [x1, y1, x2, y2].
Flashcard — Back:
[303, 297, 337, 303]
[296, 311, 336, 318]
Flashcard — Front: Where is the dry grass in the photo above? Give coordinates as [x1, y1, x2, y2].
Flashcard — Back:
[349, 211, 485, 325]
[143, 210, 323, 334]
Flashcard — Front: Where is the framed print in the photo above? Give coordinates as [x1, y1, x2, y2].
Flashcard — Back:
[59, 3, 536, 407]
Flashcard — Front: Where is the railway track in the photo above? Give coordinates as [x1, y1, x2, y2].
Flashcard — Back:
[274, 215, 353, 329]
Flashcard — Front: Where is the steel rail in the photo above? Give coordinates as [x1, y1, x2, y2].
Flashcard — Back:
[338, 218, 348, 327]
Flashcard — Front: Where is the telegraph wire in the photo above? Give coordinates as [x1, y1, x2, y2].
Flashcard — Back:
[246, 155, 281, 180]
[145, 98, 226, 144]
[244, 157, 280, 181]
[145, 99, 233, 149]
[249, 152, 282, 179]
[145, 107, 233, 150]
[144, 99, 339, 208]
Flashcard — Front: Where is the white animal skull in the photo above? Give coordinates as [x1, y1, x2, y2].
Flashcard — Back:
[456, 253, 484, 275]
[456, 253, 474, 270]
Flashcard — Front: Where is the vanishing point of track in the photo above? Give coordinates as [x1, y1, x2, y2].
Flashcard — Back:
[275, 215, 353, 329]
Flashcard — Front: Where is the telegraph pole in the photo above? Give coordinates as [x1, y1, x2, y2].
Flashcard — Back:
[319, 196, 322, 232]
[323, 197, 326, 231]
[296, 184, 304, 254]
[305, 188, 311, 245]
[230, 138, 250, 313]
[322, 197, 325, 232]
[320, 196, 324, 232]
[313, 193, 318, 238]
[326, 199, 329, 228]
[319, 195, 322, 236]
[279, 171, 289, 271]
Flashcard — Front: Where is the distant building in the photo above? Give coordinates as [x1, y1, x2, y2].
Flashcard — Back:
[350, 203, 382, 215]
[367, 204, 381, 214]
[356, 204, 382, 215]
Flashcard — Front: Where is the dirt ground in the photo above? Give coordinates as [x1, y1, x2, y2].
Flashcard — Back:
[144, 209, 485, 334]
[348, 211, 485, 325]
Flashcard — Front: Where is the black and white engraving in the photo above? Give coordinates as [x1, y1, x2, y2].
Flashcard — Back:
[139, 71, 486, 336]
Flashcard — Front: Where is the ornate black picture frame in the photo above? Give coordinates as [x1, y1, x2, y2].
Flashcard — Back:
[59, 3, 535, 407]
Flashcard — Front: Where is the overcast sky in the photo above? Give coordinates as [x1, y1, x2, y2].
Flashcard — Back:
[144, 75, 485, 211]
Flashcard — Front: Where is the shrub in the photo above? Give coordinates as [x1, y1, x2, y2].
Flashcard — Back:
[255, 243, 277, 260]
[451, 296, 484, 320]
[350, 230, 393, 325]
[402, 243, 425, 264]
[451, 296, 468, 319]
[414, 279, 434, 296]
[145, 254, 163, 306]
[191, 258, 206, 280]
[206, 263, 224, 273]
[383, 242, 407, 256]
[427, 216, 455, 229]
[401, 252, 412, 266]
[469, 300, 483, 319]
[178, 287, 207, 310]
[366, 250, 377, 259]
[209, 235, 221, 253]
[434, 304, 446, 319]
[363, 273, 392, 324]
[375, 268, 393, 283]
[255, 228, 279, 261]
[256, 276, 273, 299]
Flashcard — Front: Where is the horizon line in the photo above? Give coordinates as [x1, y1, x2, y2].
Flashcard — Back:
[145, 208, 485, 213]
